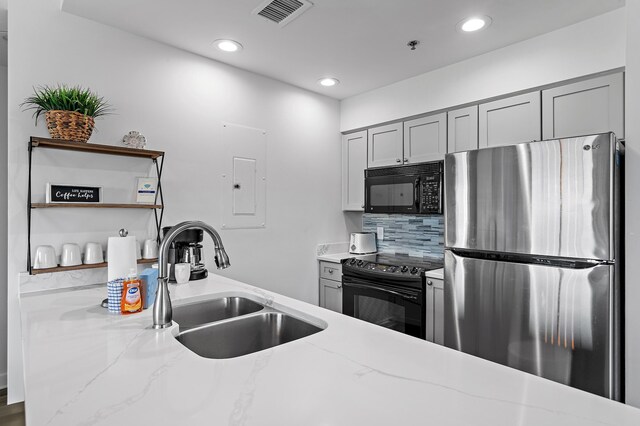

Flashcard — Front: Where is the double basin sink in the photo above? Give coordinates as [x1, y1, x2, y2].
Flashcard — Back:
[174, 296, 324, 359]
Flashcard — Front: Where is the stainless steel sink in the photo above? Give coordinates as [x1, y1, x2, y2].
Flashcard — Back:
[173, 297, 264, 330]
[177, 312, 323, 359]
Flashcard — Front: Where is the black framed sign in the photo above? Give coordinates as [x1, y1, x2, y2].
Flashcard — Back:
[46, 183, 103, 203]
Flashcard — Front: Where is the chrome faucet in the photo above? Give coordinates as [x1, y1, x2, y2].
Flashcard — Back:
[152, 221, 230, 329]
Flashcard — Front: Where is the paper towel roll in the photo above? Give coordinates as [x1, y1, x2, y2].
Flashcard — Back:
[107, 236, 137, 281]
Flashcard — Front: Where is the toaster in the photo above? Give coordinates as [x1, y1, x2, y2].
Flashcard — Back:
[349, 232, 377, 254]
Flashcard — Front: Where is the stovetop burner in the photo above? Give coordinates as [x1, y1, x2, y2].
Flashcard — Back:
[341, 253, 443, 279]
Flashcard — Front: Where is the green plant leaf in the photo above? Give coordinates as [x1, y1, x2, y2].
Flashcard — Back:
[20, 84, 113, 126]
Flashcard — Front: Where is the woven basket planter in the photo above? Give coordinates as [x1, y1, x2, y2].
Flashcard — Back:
[45, 110, 95, 143]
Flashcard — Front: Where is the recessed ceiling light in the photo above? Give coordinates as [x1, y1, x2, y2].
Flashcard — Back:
[214, 39, 243, 52]
[457, 16, 492, 33]
[318, 78, 339, 87]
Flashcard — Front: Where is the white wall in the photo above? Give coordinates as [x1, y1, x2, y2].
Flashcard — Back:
[6, 0, 351, 402]
[625, 0, 640, 407]
[0, 64, 6, 389]
[340, 8, 626, 132]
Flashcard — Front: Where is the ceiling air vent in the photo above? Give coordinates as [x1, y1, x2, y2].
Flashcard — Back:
[253, 0, 314, 27]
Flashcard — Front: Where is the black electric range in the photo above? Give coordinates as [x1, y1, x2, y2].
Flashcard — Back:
[340, 254, 443, 339]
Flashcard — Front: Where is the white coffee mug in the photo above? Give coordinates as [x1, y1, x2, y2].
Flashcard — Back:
[142, 239, 158, 259]
[174, 263, 191, 284]
[33, 245, 57, 269]
[84, 242, 104, 264]
[61, 243, 82, 267]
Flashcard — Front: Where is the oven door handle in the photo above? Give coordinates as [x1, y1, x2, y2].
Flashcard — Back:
[343, 281, 419, 301]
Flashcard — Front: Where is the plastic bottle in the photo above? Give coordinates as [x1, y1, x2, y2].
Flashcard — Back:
[139, 267, 158, 309]
[121, 268, 143, 314]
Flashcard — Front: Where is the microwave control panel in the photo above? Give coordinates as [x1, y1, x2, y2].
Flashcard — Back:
[420, 175, 442, 214]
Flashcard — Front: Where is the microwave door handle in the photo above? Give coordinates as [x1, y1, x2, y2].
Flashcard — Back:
[415, 179, 420, 210]
[343, 281, 418, 301]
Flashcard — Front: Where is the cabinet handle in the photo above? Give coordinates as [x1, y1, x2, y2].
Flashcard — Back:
[403, 158, 408, 163]
[427, 279, 433, 286]
[337, 284, 342, 288]
[361, 203, 364, 208]
[396, 158, 401, 163]
[328, 269, 334, 274]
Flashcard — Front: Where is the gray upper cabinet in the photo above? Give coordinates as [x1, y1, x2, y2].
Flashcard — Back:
[367, 123, 403, 168]
[403, 113, 447, 162]
[342, 131, 367, 211]
[479, 92, 541, 148]
[447, 105, 478, 153]
[542, 73, 624, 140]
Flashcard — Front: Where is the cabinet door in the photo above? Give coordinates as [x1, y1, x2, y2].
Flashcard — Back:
[447, 105, 478, 153]
[342, 131, 367, 211]
[403, 113, 446, 163]
[479, 92, 541, 148]
[319, 278, 342, 313]
[425, 277, 444, 344]
[368, 123, 403, 168]
[542, 73, 624, 140]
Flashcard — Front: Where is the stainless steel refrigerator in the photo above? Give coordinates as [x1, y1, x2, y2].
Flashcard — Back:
[444, 133, 623, 400]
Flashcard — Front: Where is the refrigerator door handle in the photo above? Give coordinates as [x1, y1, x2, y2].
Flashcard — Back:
[448, 248, 611, 269]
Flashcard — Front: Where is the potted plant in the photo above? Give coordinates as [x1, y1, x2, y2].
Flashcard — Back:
[22, 84, 111, 143]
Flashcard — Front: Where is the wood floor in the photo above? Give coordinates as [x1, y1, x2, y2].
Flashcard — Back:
[0, 388, 26, 426]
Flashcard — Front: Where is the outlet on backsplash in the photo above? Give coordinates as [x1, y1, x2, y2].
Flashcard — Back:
[363, 214, 444, 259]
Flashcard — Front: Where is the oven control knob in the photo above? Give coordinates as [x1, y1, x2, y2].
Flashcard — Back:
[349, 258, 357, 265]
[410, 267, 418, 275]
[357, 260, 364, 267]
[400, 265, 408, 273]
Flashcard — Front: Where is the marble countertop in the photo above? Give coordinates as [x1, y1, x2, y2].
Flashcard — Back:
[316, 251, 354, 262]
[424, 267, 443, 280]
[21, 275, 640, 426]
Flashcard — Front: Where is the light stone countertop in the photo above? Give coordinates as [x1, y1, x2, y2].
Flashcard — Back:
[20, 274, 640, 426]
[316, 251, 354, 263]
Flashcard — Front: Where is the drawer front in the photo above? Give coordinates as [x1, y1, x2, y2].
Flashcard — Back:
[319, 261, 342, 281]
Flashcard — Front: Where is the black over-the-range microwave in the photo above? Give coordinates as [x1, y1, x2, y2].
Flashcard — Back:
[364, 161, 443, 215]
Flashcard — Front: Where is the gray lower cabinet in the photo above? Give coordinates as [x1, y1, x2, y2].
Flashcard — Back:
[542, 72, 624, 140]
[479, 91, 541, 148]
[425, 277, 443, 345]
[447, 105, 479, 153]
[403, 113, 447, 162]
[367, 122, 403, 168]
[319, 261, 342, 313]
[342, 131, 367, 211]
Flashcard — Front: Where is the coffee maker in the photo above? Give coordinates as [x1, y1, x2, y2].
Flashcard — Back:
[162, 226, 208, 282]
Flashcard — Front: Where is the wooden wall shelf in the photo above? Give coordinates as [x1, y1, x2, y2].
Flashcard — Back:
[31, 203, 163, 209]
[27, 136, 166, 274]
[30, 258, 158, 275]
[30, 136, 164, 159]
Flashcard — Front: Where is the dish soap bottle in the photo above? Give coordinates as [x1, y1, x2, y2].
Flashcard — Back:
[121, 268, 143, 315]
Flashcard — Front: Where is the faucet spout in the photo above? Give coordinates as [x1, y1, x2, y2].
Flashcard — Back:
[152, 221, 230, 329]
